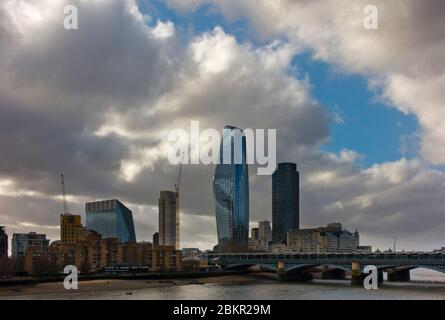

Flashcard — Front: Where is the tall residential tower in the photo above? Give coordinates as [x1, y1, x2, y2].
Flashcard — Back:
[159, 190, 180, 250]
[213, 125, 249, 252]
[272, 162, 299, 244]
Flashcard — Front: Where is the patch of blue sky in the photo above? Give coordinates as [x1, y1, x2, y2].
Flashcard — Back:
[139, 0, 252, 43]
[140, 1, 420, 168]
[292, 53, 419, 167]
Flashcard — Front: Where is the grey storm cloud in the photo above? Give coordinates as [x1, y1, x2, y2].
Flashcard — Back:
[0, 0, 444, 251]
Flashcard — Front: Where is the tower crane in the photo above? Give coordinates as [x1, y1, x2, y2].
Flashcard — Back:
[174, 162, 183, 196]
[60, 174, 70, 214]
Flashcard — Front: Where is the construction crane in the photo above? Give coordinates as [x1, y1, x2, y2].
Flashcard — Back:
[174, 162, 183, 196]
[60, 174, 70, 214]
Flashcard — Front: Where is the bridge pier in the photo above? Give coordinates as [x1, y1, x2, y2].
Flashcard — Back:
[351, 262, 384, 286]
[387, 268, 410, 282]
[351, 262, 362, 286]
[277, 261, 286, 280]
[277, 261, 313, 281]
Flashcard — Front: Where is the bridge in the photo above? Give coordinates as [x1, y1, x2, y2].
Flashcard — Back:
[206, 252, 445, 284]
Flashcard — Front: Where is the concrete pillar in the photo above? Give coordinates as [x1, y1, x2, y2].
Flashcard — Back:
[277, 261, 285, 280]
[351, 261, 361, 286]
[387, 268, 410, 282]
[351, 263, 384, 286]
[378, 270, 384, 283]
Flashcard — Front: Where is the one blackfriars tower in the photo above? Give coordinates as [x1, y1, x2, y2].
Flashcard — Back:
[213, 125, 249, 252]
[272, 162, 299, 244]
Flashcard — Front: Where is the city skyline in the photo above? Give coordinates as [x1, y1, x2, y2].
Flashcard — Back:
[0, 0, 445, 253]
[0, 156, 412, 254]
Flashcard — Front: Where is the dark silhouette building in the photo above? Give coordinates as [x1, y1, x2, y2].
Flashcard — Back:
[153, 232, 159, 246]
[272, 162, 299, 244]
[0, 226, 7, 257]
[251, 228, 259, 241]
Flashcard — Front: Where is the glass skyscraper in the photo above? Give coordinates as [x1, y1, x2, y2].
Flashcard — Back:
[213, 125, 249, 252]
[86, 199, 136, 243]
[272, 162, 300, 244]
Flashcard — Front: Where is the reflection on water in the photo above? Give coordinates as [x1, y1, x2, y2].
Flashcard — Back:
[410, 268, 445, 283]
[85, 281, 445, 300]
[36, 280, 445, 300]
[4, 269, 445, 300]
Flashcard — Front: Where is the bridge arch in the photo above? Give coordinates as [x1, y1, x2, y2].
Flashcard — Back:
[284, 264, 319, 274]
[224, 263, 277, 272]
[323, 264, 352, 273]
[397, 265, 445, 274]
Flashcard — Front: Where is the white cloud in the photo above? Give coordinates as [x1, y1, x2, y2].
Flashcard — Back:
[1, 0, 444, 252]
[151, 20, 175, 39]
[186, 0, 445, 165]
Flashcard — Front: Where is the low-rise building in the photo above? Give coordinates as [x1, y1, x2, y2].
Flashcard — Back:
[287, 223, 360, 253]
[122, 241, 153, 266]
[12, 232, 50, 257]
[151, 245, 182, 272]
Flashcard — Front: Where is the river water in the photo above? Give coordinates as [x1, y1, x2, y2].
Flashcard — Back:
[4, 269, 445, 300]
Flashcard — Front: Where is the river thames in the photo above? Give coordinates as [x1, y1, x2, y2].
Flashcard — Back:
[2, 269, 445, 300]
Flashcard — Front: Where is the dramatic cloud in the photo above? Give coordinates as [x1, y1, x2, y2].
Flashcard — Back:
[171, 0, 445, 165]
[0, 0, 444, 251]
[0, 0, 328, 249]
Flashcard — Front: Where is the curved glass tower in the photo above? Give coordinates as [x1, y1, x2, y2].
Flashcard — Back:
[213, 126, 249, 252]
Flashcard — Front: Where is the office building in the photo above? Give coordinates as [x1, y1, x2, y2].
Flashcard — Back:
[272, 162, 299, 244]
[86, 199, 136, 243]
[286, 223, 360, 253]
[122, 241, 153, 266]
[12, 232, 50, 257]
[0, 226, 7, 257]
[151, 245, 182, 272]
[251, 228, 259, 241]
[159, 191, 180, 250]
[213, 125, 249, 252]
[181, 248, 201, 259]
[153, 232, 159, 246]
[248, 221, 272, 251]
[60, 214, 83, 245]
[258, 220, 272, 247]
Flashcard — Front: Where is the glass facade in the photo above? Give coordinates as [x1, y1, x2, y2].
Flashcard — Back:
[11, 232, 49, 257]
[213, 126, 249, 252]
[86, 199, 136, 243]
[272, 162, 299, 244]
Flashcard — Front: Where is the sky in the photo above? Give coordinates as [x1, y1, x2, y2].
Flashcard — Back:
[0, 0, 444, 252]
